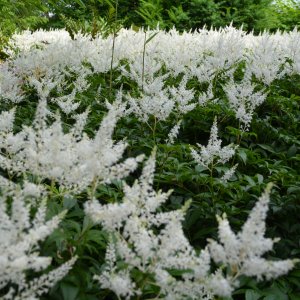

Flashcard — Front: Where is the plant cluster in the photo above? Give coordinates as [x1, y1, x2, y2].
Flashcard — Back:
[0, 27, 299, 299]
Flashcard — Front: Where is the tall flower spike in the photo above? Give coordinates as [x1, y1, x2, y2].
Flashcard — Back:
[0, 180, 77, 299]
[85, 150, 213, 299]
[223, 78, 267, 129]
[190, 117, 237, 169]
[208, 183, 297, 288]
[166, 120, 182, 144]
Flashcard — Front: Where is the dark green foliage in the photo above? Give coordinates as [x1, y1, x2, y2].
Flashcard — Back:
[0, 0, 47, 36]
[257, 0, 300, 31]
[42, 0, 295, 34]
[0, 0, 47, 58]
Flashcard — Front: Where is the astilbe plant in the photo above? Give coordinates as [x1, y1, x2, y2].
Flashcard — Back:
[85, 151, 297, 299]
[190, 117, 238, 183]
[0, 177, 77, 299]
[0, 98, 144, 192]
[223, 77, 267, 129]
[85, 150, 212, 299]
[207, 183, 298, 290]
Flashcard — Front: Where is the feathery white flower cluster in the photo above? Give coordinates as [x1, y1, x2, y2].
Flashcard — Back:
[3, 26, 300, 123]
[208, 183, 296, 284]
[85, 151, 212, 299]
[166, 120, 182, 144]
[124, 55, 196, 121]
[85, 152, 296, 299]
[244, 34, 288, 85]
[0, 179, 76, 299]
[0, 98, 143, 191]
[0, 26, 298, 299]
[223, 78, 267, 128]
[191, 118, 237, 181]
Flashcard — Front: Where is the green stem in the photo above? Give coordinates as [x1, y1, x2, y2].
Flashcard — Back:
[152, 116, 157, 143]
[89, 176, 98, 200]
[142, 31, 147, 92]
[209, 164, 215, 205]
[109, 0, 119, 98]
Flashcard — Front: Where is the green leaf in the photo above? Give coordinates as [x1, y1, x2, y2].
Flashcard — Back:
[256, 174, 264, 184]
[245, 175, 256, 187]
[63, 196, 77, 209]
[145, 32, 158, 44]
[61, 283, 79, 300]
[73, 0, 86, 8]
[238, 149, 248, 165]
[287, 186, 300, 195]
[262, 284, 289, 300]
[287, 144, 298, 158]
[246, 289, 262, 300]
[85, 230, 107, 248]
[257, 144, 277, 154]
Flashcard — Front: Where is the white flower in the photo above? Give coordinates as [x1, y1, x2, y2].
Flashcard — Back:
[94, 241, 138, 299]
[191, 118, 237, 169]
[208, 184, 297, 284]
[220, 164, 238, 183]
[223, 78, 267, 128]
[0, 108, 15, 132]
[0, 180, 77, 299]
[166, 120, 182, 144]
[208, 271, 233, 297]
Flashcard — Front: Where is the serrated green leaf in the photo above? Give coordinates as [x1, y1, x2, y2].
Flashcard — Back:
[245, 289, 261, 300]
[61, 283, 79, 300]
[63, 196, 77, 209]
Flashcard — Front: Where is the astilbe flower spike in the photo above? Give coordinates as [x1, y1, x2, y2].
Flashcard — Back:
[85, 150, 213, 299]
[0, 179, 77, 299]
[190, 118, 238, 182]
[208, 183, 298, 288]
[223, 77, 267, 129]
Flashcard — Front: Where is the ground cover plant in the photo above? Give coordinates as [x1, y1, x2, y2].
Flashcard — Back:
[0, 26, 300, 299]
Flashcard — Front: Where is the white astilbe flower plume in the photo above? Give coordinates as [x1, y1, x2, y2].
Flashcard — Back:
[244, 34, 287, 85]
[85, 150, 214, 299]
[223, 78, 267, 129]
[198, 82, 216, 106]
[165, 120, 182, 144]
[93, 240, 138, 300]
[0, 108, 16, 132]
[190, 118, 238, 179]
[0, 99, 144, 191]
[208, 183, 297, 284]
[0, 180, 77, 299]
[220, 164, 238, 183]
[168, 75, 196, 114]
[127, 73, 174, 122]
